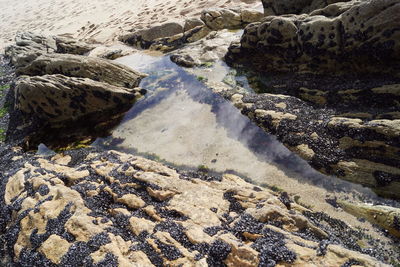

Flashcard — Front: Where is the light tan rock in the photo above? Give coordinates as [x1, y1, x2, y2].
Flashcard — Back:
[38, 235, 71, 264]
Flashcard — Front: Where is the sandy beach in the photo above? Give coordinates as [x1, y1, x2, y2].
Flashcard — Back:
[0, 0, 262, 50]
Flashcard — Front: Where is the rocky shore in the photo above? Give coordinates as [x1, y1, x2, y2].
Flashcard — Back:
[133, 0, 400, 199]
[0, 0, 400, 265]
[0, 146, 396, 266]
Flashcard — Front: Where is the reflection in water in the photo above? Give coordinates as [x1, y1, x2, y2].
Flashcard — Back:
[93, 51, 385, 204]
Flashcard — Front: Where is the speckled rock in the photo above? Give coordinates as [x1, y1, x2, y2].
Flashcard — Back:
[227, 0, 400, 75]
[0, 148, 392, 266]
[14, 74, 144, 123]
[16, 53, 146, 89]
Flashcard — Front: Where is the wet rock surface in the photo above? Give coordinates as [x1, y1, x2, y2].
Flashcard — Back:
[3, 32, 147, 149]
[210, 86, 400, 198]
[0, 147, 396, 266]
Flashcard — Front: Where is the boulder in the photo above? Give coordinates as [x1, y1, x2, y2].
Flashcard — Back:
[0, 148, 394, 265]
[14, 74, 145, 124]
[183, 17, 205, 32]
[16, 53, 146, 88]
[5, 32, 57, 67]
[5, 32, 96, 68]
[54, 35, 95, 55]
[120, 21, 185, 49]
[227, 0, 400, 75]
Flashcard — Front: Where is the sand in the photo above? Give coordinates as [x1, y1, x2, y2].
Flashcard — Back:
[0, 0, 262, 50]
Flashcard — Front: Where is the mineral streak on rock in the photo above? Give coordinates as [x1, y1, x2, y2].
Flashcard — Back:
[0, 148, 393, 266]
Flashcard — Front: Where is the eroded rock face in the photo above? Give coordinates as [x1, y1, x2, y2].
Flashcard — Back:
[227, 0, 400, 75]
[0, 148, 392, 266]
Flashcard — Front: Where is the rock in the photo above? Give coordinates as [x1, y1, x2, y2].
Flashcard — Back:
[0, 148, 394, 265]
[14, 32, 57, 52]
[5, 32, 95, 67]
[201, 8, 264, 30]
[170, 30, 241, 67]
[5, 32, 57, 67]
[15, 53, 146, 89]
[261, 0, 352, 16]
[88, 45, 134, 60]
[227, 0, 400, 75]
[183, 18, 205, 32]
[338, 200, 400, 238]
[54, 35, 95, 55]
[121, 8, 263, 51]
[4, 32, 147, 149]
[148, 25, 212, 52]
[14, 74, 144, 124]
[120, 21, 185, 49]
[201, 8, 242, 30]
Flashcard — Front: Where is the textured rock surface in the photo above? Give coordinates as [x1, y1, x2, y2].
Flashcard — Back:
[0, 147, 393, 266]
[227, 0, 400, 75]
[16, 53, 146, 89]
[15, 74, 143, 123]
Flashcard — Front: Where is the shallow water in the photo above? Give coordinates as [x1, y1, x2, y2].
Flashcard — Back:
[94, 52, 387, 200]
